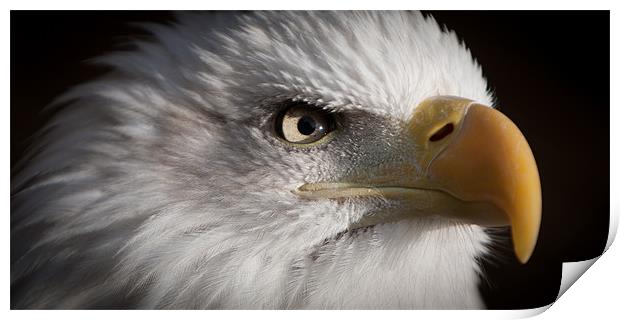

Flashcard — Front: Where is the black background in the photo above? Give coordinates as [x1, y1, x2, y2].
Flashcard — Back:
[10, 11, 610, 309]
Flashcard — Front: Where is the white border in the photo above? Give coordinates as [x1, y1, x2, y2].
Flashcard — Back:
[1, 0, 616, 10]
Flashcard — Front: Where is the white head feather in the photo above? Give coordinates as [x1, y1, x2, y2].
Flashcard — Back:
[12, 11, 495, 309]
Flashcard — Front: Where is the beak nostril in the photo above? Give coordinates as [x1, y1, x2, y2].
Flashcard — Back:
[429, 123, 455, 142]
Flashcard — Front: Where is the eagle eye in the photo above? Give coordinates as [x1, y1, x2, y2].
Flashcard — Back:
[275, 103, 336, 145]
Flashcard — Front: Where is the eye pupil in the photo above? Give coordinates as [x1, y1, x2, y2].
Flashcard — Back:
[297, 116, 316, 135]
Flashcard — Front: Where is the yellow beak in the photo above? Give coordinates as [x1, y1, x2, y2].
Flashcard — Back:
[295, 96, 542, 264]
[416, 96, 541, 263]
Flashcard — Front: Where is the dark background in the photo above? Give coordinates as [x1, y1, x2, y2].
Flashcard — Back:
[11, 11, 610, 309]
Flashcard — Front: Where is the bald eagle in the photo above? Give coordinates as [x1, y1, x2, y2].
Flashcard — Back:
[11, 11, 541, 309]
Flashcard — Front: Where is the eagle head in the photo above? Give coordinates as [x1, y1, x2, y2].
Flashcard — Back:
[11, 11, 541, 309]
